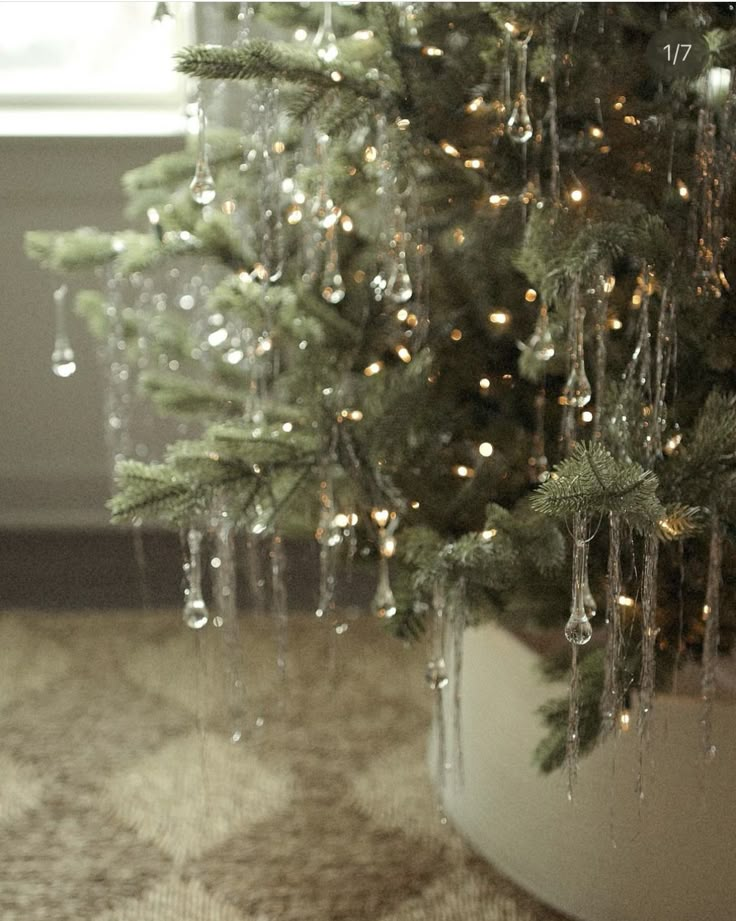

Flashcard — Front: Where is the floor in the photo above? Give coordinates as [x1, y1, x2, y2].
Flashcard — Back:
[0, 607, 570, 921]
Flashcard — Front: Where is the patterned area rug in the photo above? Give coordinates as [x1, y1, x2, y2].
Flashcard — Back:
[0, 609, 569, 921]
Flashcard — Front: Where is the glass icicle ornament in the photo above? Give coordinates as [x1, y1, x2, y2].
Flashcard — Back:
[428, 583, 450, 785]
[386, 207, 413, 305]
[312, 0, 338, 64]
[564, 514, 593, 799]
[189, 91, 216, 206]
[701, 512, 723, 760]
[320, 231, 346, 304]
[212, 513, 246, 743]
[529, 303, 555, 361]
[51, 284, 77, 378]
[637, 529, 659, 797]
[183, 528, 209, 629]
[506, 38, 533, 144]
[600, 513, 623, 737]
[371, 508, 398, 620]
[566, 531, 592, 715]
[315, 474, 341, 620]
[269, 534, 289, 677]
[562, 295, 592, 409]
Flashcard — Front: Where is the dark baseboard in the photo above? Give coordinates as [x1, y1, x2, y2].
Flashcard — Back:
[0, 528, 374, 612]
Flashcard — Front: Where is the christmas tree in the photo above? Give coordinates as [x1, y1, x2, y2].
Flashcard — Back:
[26, 1, 736, 792]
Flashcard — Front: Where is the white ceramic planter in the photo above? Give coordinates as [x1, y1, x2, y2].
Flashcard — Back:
[438, 622, 736, 921]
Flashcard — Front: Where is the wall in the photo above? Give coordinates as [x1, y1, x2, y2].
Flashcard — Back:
[0, 135, 181, 527]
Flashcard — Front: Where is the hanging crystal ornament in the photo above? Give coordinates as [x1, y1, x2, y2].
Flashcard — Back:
[51, 284, 77, 378]
[600, 513, 623, 737]
[565, 514, 594, 647]
[545, 22, 560, 201]
[564, 513, 593, 800]
[427, 582, 450, 785]
[312, 1, 338, 64]
[212, 511, 246, 743]
[636, 529, 659, 797]
[528, 303, 555, 361]
[701, 512, 723, 760]
[506, 36, 533, 144]
[315, 431, 342, 621]
[320, 226, 346, 304]
[387, 206, 413, 305]
[450, 577, 466, 786]
[562, 292, 592, 409]
[269, 534, 289, 677]
[651, 281, 677, 459]
[592, 272, 613, 440]
[183, 528, 210, 629]
[371, 507, 398, 619]
[190, 89, 216, 206]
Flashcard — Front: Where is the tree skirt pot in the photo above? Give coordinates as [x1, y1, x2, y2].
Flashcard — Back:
[435, 622, 736, 921]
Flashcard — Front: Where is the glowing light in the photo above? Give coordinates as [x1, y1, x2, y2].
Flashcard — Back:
[330, 70, 343, 82]
[581, 410, 594, 423]
[450, 328, 463, 341]
[410, 501, 420, 509]
[146, 207, 160, 225]
[631, 291, 642, 307]
[364, 361, 384, 377]
[617, 595, 635, 608]
[619, 710, 631, 731]
[294, 27, 308, 41]
[272, 140, 285, 154]
[221, 199, 237, 215]
[339, 409, 364, 421]
[364, 146, 377, 162]
[677, 181, 689, 200]
[208, 328, 229, 348]
[287, 205, 303, 225]
[623, 115, 639, 125]
[453, 465, 475, 478]
[489, 194, 501, 205]
[333, 513, 350, 528]
[504, 21, 518, 34]
[479, 377, 491, 390]
[664, 432, 682, 455]
[371, 508, 390, 528]
[602, 275, 616, 294]
[613, 96, 626, 110]
[396, 308, 409, 322]
[589, 125, 604, 139]
[395, 344, 412, 363]
[396, 117, 411, 130]
[340, 215, 354, 232]
[524, 288, 537, 303]
[608, 316, 622, 331]
[453, 227, 465, 244]
[440, 140, 460, 157]
[466, 96, 484, 113]
[703, 604, 712, 620]
[406, 313, 418, 328]
[282, 422, 293, 433]
[481, 528, 497, 540]
[570, 188, 584, 203]
[422, 45, 444, 57]
[382, 536, 397, 557]
[479, 442, 494, 457]
[489, 310, 509, 325]
[464, 158, 484, 169]
[353, 29, 374, 40]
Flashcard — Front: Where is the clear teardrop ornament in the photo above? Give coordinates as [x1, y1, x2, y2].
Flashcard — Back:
[313, 0, 338, 63]
[321, 241, 346, 304]
[387, 264, 413, 304]
[562, 363, 592, 407]
[530, 305, 555, 361]
[190, 159, 216, 206]
[425, 658, 449, 691]
[190, 92, 216, 205]
[51, 284, 77, 378]
[507, 94, 533, 144]
[565, 606, 593, 645]
[183, 527, 209, 629]
[372, 556, 397, 619]
[582, 573, 597, 617]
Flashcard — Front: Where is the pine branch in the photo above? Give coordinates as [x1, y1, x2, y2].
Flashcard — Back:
[175, 40, 384, 101]
[531, 443, 664, 525]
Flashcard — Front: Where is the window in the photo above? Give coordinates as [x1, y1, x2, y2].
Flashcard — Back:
[0, 1, 191, 136]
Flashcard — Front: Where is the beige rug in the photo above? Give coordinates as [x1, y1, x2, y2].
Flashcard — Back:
[0, 609, 570, 921]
